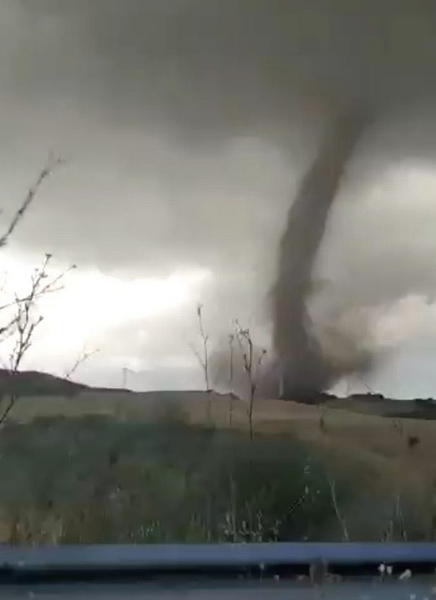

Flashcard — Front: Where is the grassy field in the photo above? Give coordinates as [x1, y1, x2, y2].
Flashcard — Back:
[0, 390, 435, 543]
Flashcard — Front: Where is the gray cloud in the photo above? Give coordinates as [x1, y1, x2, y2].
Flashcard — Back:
[3, 0, 436, 393]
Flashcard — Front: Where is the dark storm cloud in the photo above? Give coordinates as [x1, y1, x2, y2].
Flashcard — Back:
[27, 0, 436, 125]
[3, 0, 436, 271]
[3, 0, 436, 392]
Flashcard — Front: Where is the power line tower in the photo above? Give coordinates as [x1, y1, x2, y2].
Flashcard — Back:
[122, 367, 134, 390]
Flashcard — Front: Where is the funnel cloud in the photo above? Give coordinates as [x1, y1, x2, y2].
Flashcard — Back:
[272, 109, 372, 398]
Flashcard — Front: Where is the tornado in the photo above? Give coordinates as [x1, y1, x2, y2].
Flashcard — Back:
[272, 108, 371, 399]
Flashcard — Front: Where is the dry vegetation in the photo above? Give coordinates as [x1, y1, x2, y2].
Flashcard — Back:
[0, 389, 435, 544]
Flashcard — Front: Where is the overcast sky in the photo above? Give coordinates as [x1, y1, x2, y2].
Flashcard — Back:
[2, 0, 436, 397]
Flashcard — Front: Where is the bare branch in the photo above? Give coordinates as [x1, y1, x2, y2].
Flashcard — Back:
[65, 347, 99, 381]
[0, 160, 69, 425]
[233, 320, 267, 441]
[0, 156, 64, 249]
[0, 394, 16, 427]
[188, 342, 206, 372]
[0, 261, 76, 315]
[228, 333, 235, 427]
[327, 475, 349, 542]
[395, 493, 408, 542]
[190, 303, 212, 421]
[0, 254, 73, 424]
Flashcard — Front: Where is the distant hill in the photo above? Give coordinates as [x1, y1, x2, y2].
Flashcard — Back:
[0, 370, 126, 398]
[315, 392, 436, 420]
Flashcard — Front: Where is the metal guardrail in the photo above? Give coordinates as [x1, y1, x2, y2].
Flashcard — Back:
[0, 543, 435, 572]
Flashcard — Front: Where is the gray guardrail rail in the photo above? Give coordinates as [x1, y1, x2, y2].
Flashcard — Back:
[0, 543, 435, 573]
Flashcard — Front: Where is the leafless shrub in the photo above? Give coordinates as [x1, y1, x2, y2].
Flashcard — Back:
[190, 304, 212, 420]
[327, 475, 349, 542]
[228, 333, 235, 427]
[233, 320, 267, 441]
[0, 159, 72, 424]
[0, 254, 74, 424]
[209, 335, 276, 399]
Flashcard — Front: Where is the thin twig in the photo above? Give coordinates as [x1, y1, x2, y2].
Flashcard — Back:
[0, 394, 16, 427]
[228, 333, 235, 427]
[190, 304, 210, 391]
[233, 320, 266, 441]
[328, 475, 350, 542]
[0, 156, 64, 248]
[190, 303, 212, 421]
[395, 493, 408, 542]
[65, 347, 99, 381]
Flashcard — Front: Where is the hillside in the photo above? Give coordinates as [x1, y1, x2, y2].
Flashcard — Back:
[4, 388, 436, 542]
[274, 390, 436, 420]
[0, 370, 126, 398]
[3, 369, 436, 421]
[0, 370, 87, 397]
[322, 393, 436, 420]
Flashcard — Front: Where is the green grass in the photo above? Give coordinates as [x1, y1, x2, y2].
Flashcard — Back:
[0, 413, 352, 544]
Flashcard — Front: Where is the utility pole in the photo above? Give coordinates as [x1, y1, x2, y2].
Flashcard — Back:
[122, 366, 136, 390]
[279, 362, 285, 399]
